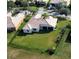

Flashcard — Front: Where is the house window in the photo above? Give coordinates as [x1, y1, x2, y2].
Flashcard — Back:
[26, 30, 29, 32]
[33, 28, 37, 31]
[48, 27, 53, 31]
[42, 26, 48, 31]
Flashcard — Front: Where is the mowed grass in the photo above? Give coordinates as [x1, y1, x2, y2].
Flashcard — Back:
[8, 42, 71, 59]
[7, 31, 16, 43]
[9, 20, 70, 51]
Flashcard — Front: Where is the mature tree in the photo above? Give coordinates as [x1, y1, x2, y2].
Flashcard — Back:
[21, 1, 28, 7]
[68, 3, 71, 10]
[7, 1, 16, 9]
[15, 0, 23, 7]
[55, 2, 67, 11]
[59, 7, 70, 16]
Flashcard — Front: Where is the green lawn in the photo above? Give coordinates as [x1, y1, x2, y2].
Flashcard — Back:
[8, 42, 71, 59]
[7, 31, 16, 43]
[8, 20, 70, 52]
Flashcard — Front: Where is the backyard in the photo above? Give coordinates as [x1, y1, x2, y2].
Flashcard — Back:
[8, 42, 71, 59]
[8, 16, 70, 52]
[7, 14, 71, 59]
[7, 0, 71, 59]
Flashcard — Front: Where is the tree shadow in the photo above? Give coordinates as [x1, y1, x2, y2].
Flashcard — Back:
[7, 29, 15, 33]
[65, 31, 71, 43]
[17, 30, 52, 36]
[36, 30, 51, 34]
[17, 30, 27, 36]
[8, 31, 18, 45]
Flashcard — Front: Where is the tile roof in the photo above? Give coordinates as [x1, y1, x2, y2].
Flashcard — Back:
[7, 16, 15, 28]
[12, 13, 25, 27]
[23, 14, 58, 30]
[45, 16, 57, 27]
[23, 14, 48, 29]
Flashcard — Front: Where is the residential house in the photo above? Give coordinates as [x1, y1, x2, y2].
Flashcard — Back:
[7, 12, 25, 31]
[23, 14, 57, 33]
[8, 0, 16, 2]
[35, 0, 49, 3]
[50, 0, 70, 6]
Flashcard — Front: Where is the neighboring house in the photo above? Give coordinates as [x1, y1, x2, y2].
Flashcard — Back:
[50, 0, 70, 6]
[7, 12, 25, 31]
[8, 0, 16, 2]
[35, 0, 49, 3]
[23, 14, 57, 33]
[20, 10, 31, 15]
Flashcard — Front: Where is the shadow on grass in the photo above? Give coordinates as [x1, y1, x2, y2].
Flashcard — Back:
[8, 31, 18, 45]
[65, 31, 71, 43]
[24, 19, 29, 23]
[8, 43, 47, 54]
[7, 30, 15, 33]
[17, 30, 27, 36]
[17, 30, 52, 36]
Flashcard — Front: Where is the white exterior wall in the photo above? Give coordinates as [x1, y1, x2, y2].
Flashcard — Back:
[40, 24, 54, 30]
[23, 27, 39, 33]
[32, 27, 40, 32]
[50, 0, 70, 6]
[40, 24, 51, 27]
[8, 0, 16, 2]
[23, 29, 32, 33]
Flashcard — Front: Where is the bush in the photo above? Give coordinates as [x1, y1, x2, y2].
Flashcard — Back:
[68, 3, 71, 10]
[21, 2, 28, 7]
[66, 24, 71, 29]
[55, 2, 67, 10]
[45, 48, 55, 55]
[55, 37, 60, 44]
